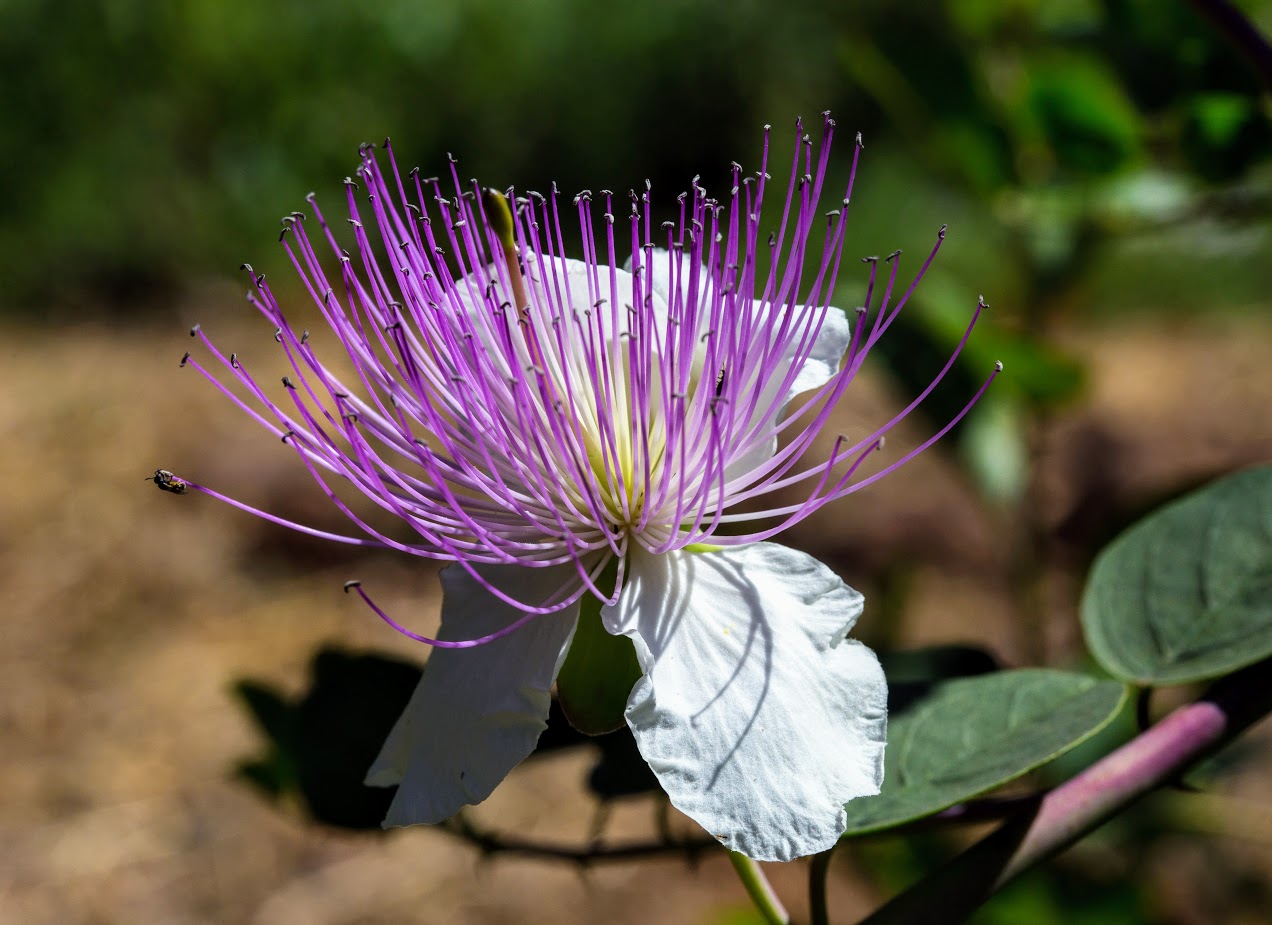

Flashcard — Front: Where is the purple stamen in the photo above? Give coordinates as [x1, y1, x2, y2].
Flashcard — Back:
[168, 113, 999, 646]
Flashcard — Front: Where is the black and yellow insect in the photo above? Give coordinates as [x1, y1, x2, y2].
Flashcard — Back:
[147, 468, 190, 495]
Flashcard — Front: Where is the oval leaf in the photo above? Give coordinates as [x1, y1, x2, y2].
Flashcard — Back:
[1081, 465, 1272, 685]
[841, 669, 1126, 835]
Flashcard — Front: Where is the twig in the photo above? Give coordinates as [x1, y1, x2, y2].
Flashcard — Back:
[441, 813, 720, 864]
[1185, 0, 1272, 87]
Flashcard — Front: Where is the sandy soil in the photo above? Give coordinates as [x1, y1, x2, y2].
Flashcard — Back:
[1, 293, 1270, 924]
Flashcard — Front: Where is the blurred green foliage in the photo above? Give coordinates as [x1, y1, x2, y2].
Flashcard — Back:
[2, 0, 1269, 325]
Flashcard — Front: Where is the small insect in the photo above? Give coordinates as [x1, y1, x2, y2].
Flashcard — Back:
[715, 367, 728, 398]
[147, 468, 189, 495]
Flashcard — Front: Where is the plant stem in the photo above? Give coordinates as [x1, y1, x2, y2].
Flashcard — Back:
[809, 848, 834, 925]
[728, 851, 790, 925]
[857, 656, 1272, 925]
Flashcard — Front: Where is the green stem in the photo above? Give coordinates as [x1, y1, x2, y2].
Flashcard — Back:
[728, 851, 790, 925]
[809, 848, 834, 925]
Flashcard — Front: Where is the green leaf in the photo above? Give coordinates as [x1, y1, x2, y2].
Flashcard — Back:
[1022, 54, 1142, 174]
[841, 670, 1127, 835]
[1081, 465, 1272, 685]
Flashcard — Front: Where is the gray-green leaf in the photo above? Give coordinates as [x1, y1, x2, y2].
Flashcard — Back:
[841, 670, 1126, 835]
[1081, 465, 1272, 685]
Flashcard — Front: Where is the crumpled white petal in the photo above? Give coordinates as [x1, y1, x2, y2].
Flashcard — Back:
[366, 563, 580, 825]
[602, 542, 886, 862]
[722, 300, 850, 484]
[635, 247, 851, 481]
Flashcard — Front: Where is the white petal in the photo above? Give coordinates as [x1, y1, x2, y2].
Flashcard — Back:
[366, 563, 580, 826]
[632, 248, 850, 404]
[771, 297, 852, 407]
[602, 543, 886, 862]
[723, 300, 851, 483]
[627, 249, 852, 482]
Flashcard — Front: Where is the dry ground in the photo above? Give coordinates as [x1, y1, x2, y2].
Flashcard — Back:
[2, 289, 1270, 924]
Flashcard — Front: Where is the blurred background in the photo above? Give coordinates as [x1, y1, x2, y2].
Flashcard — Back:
[2, 0, 1272, 922]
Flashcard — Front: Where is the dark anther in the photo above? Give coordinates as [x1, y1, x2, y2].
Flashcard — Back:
[978, 294, 989, 309]
[273, 327, 283, 343]
[239, 263, 253, 273]
[938, 223, 947, 239]
[346, 219, 362, 228]
[343, 580, 361, 593]
[855, 306, 868, 316]
[281, 430, 294, 443]
[292, 210, 306, 221]
[189, 324, 200, 337]
[301, 330, 310, 345]
[343, 412, 359, 423]
[763, 123, 771, 131]
[281, 216, 295, 226]
[230, 353, 238, 368]
[324, 288, 334, 303]
[855, 131, 864, 148]
[406, 203, 421, 215]
[409, 166, 420, 176]
[255, 273, 265, 286]
[343, 177, 359, 189]
[333, 391, 349, 399]
[278, 227, 290, 242]
[994, 360, 1004, 372]
[662, 221, 675, 230]
[282, 376, 297, 389]
[886, 250, 902, 263]
[768, 233, 776, 247]
[861, 255, 879, 263]
[179, 352, 190, 367]
[305, 191, 317, 203]
[825, 209, 841, 218]
[447, 152, 458, 164]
